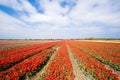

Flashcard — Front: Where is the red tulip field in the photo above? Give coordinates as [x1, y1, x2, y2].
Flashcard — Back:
[0, 40, 119, 80]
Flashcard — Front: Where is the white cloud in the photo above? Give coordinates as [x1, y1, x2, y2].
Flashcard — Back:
[0, 10, 27, 35]
[20, 0, 37, 14]
[21, 13, 51, 23]
[38, 0, 69, 15]
[0, 10, 71, 39]
[0, 0, 37, 14]
[0, 0, 120, 39]
[69, 0, 120, 26]
[0, 0, 22, 11]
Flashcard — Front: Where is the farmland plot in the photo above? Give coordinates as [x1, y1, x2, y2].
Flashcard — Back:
[0, 40, 119, 80]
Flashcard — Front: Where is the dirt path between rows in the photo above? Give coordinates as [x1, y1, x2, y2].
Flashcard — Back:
[67, 46, 91, 80]
[26, 47, 59, 80]
[105, 64, 120, 79]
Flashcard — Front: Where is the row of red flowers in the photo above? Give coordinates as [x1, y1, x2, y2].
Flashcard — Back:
[68, 41, 119, 80]
[70, 40, 120, 71]
[0, 41, 42, 51]
[0, 47, 55, 80]
[0, 41, 60, 58]
[0, 41, 60, 71]
[74, 41, 120, 57]
[39, 42, 74, 80]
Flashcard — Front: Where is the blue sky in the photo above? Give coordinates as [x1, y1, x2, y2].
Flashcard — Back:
[0, 0, 120, 39]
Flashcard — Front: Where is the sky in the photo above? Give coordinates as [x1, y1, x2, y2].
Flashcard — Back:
[0, 0, 120, 39]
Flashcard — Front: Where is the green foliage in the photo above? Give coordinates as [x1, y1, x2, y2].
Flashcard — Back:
[66, 75, 70, 79]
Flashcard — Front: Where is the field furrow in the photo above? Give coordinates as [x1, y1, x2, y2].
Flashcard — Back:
[0, 42, 60, 71]
[0, 40, 119, 80]
[37, 42, 74, 80]
[68, 41, 119, 80]
[0, 46, 58, 80]
[70, 40, 120, 71]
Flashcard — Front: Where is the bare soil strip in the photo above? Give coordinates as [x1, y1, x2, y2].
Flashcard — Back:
[67, 46, 90, 80]
[105, 64, 120, 79]
[79, 48, 120, 79]
[80, 48, 120, 74]
[26, 47, 59, 80]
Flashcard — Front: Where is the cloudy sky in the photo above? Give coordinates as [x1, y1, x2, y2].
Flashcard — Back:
[0, 0, 120, 39]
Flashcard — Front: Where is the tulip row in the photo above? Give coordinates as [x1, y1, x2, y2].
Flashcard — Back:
[0, 47, 55, 80]
[0, 42, 60, 71]
[68, 42, 119, 80]
[0, 42, 59, 58]
[73, 41, 120, 57]
[70, 41, 120, 70]
[0, 41, 41, 50]
[39, 42, 74, 80]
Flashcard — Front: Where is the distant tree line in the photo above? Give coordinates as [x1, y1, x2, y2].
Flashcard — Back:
[76, 37, 120, 40]
[0, 38, 120, 40]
